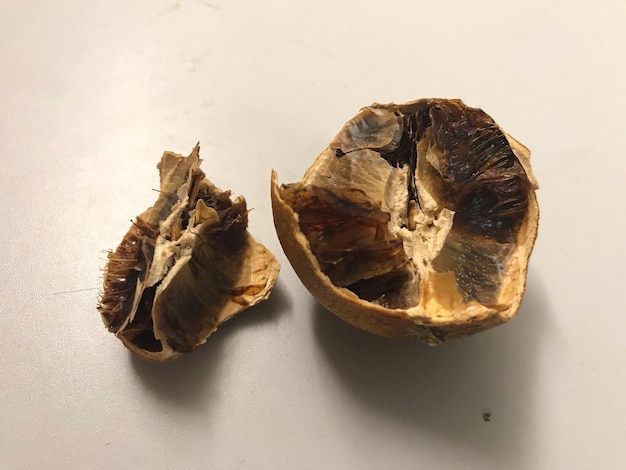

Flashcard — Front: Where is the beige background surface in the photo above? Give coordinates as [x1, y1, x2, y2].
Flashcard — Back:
[1, 1, 625, 469]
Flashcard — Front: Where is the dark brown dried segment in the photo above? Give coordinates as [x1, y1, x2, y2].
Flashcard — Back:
[424, 101, 531, 243]
[280, 184, 407, 287]
[98, 218, 156, 334]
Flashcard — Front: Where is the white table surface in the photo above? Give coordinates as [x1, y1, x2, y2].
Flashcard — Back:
[2, 1, 625, 469]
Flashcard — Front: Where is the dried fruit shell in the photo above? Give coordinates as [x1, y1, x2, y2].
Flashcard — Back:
[271, 99, 538, 343]
[99, 145, 280, 361]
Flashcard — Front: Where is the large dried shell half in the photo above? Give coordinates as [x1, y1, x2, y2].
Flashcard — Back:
[99, 145, 280, 361]
[272, 99, 539, 343]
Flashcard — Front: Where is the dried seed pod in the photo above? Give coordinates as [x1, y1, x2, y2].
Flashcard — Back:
[99, 144, 280, 361]
[271, 99, 539, 343]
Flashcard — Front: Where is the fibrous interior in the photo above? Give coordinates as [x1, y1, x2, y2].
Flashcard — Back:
[280, 100, 532, 311]
[99, 147, 268, 357]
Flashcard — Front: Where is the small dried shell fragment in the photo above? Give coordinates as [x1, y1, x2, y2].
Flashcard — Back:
[99, 145, 280, 361]
[271, 99, 539, 343]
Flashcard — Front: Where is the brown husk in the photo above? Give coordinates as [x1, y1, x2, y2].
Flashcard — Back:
[99, 145, 280, 361]
[272, 99, 538, 343]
